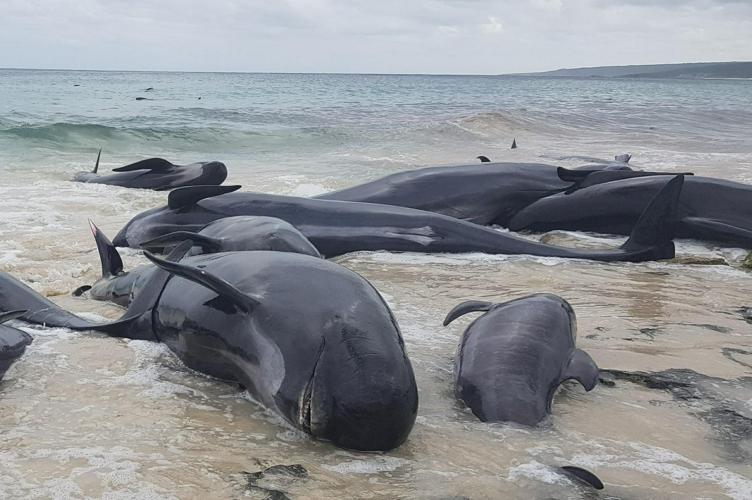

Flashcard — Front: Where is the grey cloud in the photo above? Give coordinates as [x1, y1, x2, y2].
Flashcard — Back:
[0, 0, 750, 73]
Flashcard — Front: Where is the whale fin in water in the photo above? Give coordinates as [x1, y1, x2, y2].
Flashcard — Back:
[92, 148, 101, 174]
[141, 231, 222, 253]
[614, 153, 631, 163]
[442, 300, 494, 326]
[144, 251, 261, 313]
[559, 466, 604, 490]
[511, 138, 517, 149]
[89, 220, 123, 277]
[168, 185, 241, 210]
[620, 175, 684, 255]
[560, 349, 599, 391]
[72, 285, 92, 297]
[477, 155, 491, 163]
[0, 310, 28, 324]
[112, 158, 174, 172]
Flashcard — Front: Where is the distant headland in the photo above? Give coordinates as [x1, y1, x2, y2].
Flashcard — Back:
[510, 61, 752, 79]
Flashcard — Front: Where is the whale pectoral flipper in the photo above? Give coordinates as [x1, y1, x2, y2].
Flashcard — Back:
[142, 231, 222, 253]
[144, 251, 261, 312]
[168, 185, 242, 210]
[0, 310, 28, 324]
[559, 466, 605, 490]
[561, 349, 599, 391]
[443, 300, 494, 326]
[112, 158, 174, 172]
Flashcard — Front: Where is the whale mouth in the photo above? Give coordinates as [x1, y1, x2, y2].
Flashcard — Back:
[299, 337, 326, 434]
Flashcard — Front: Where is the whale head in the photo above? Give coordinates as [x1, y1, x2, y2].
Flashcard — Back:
[302, 310, 418, 451]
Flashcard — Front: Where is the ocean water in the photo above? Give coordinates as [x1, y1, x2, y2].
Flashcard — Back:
[1, 69, 751, 499]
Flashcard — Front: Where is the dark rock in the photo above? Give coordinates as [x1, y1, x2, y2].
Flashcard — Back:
[600, 368, 752, 462]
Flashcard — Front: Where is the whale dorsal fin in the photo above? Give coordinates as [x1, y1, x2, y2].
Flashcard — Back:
[477, 155, 491, 163]
[92, 148, 101, 174]
[89, 220, 123, 277]
[141, 231, 222, 253]
[443, 300, 494, 326]
[112, 158, 174, 172]
[559, 466, 604, 490]
[168, 185, 241, 210]
[560, 349, 599, 391]
[143, 251, 261, 313]
[0, 309, 28, 324]
[614, 153, 631, 163]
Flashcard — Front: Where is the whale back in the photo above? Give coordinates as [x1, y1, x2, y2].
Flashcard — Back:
[447, 294, 598, 425]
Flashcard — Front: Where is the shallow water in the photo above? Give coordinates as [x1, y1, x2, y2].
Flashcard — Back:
[1, 71, 751, 499]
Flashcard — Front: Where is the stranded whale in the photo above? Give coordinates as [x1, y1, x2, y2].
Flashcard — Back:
[73, 150, 227, 190]
[0, 247, 418, 451]
[112, 175, 685, 263]
[75, 217, 321, 307]
[444, 294, 599, 425]
[0, 310, 32, 381]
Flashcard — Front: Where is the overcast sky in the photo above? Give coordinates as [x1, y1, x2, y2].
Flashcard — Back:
[2, 0, 751, 74]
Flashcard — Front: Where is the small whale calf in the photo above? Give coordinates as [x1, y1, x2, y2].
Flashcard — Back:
[73, 150, 227, 190]
[0, 310, 32, 381]
[444, 294, 599, 425]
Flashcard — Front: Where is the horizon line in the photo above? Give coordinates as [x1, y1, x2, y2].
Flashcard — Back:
[2, 59, 748, 76]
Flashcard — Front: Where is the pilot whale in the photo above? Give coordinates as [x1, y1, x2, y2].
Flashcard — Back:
[0, 310, 32, 381]
[315, 160, 679, 226]
[443, 294, 599, 425]
[0, 247, 418, 451]
[74, 217, 321, 307]
[112, 175, 685, 263]
[509, 174, 752, 248]
[73, 150, 227, 190]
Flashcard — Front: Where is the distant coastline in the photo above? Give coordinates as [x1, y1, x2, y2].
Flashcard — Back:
[509, 61, 752, 80]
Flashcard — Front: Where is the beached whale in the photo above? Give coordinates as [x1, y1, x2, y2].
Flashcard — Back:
[113, 175, 685, 263]
[0, 247, 418, 451]
[314, 160, 676, 226]
[0, 310, 32, 381]
[74, 217, 321, 307]
[443, 294, 599, 425]
[509, 175, 752, 248]
[72, 150, 227, 190]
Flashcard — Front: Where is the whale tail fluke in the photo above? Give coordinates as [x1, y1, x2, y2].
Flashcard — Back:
[88, 220, 123, 278]
[92, 148, 101, 174]
[141, 231, 221, 254]
[620, 175, 684, 257]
